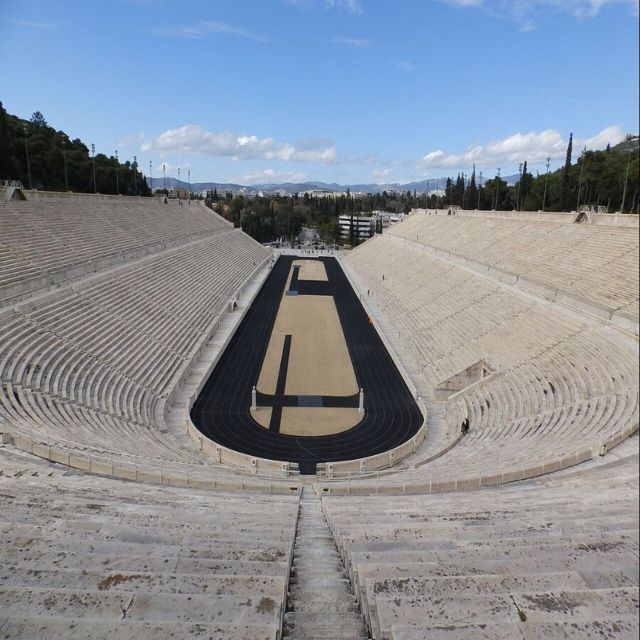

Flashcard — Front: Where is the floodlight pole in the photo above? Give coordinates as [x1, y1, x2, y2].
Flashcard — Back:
[177, 167, 181, 192]
[163, 163, 166, 191]
[23, 124, 32, 190]
[620, 149, 632, 213]
[188, 169, 191, 199]
[61, 136, 69, 192]
[542, 157, 551, 212]
[516, 162, 523, 211]
[133, 155, 138, 195]
[115, 149, 119, 195]
[91, 143, 97, 193]
[149, 160, 153, 193]
[576, 146, 586, 211]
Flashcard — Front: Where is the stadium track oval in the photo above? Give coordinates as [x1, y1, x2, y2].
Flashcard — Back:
[190, 255, 423, 474]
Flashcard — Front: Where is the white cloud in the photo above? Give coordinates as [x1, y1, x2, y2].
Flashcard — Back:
[324, 0, 363, 13]
[238, 169, 310, 184]
[580, 125, 626, 149]
[144, 21, 272, 43]
[439, 0, 638, 24]
[284, 0, 363, 12]
[371, 168, 394, 179]
[439, 0, 483, 6]
[5, 18, 57, 29]
[519, 20, 537, 30]
[395, 60, 420, 71]
[331, 36, 371, 48]
[154, 161, 175, 175]
[139, 125, 338, 164]
[417, 125, 625, 171]
[118, 132, 146, 149]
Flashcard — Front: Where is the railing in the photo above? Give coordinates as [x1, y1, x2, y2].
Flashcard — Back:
[316, 396, 428, 476]
[0, 179, 23, 189]
[317, 421, 639, 494]
[2, 411, 636, 496]
[1, 422, 301, 494]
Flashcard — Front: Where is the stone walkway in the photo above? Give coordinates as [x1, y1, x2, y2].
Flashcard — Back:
[284, 486, 368, 639]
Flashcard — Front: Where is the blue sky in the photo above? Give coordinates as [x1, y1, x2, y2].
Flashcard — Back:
[1, 0, 638, 185]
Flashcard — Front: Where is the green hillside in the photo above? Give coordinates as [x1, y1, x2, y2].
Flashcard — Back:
[0, 102, 149, 195]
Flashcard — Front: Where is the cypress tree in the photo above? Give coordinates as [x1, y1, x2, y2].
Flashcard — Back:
[466, 166, 478, 210]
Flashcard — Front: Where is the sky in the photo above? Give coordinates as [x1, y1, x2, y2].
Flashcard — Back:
[1, 0, 638, 185]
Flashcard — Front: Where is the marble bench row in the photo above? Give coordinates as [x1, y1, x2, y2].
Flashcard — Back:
[0, 198, 233, 303]
[322, 448, 639, 639]
[387, 213, 639, 320]
[0, 230, 270, 463]
[0, 446, 299, 640]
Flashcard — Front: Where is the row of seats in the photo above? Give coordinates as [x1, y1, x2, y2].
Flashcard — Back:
[0, 198, 271, 467]
[0, 445, 299, 640]
[0, 196, 231, 302]
[389, 212, 639, 323]
[339, 233, 638, 490]
[323, 437, 639, 639]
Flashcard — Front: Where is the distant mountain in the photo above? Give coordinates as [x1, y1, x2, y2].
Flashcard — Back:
[148, 177, 248, 192]
[149, 175, 522, 194]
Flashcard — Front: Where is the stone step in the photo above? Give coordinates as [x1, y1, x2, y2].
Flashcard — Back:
[0, 523, 293, 548]
[283, 612, 367, 638]
[2, 537, 292, 562]
[374, 588, 639, 638]
[513, 587, 639, 623]
[288, 594, 360, 614]
[0, 566, 285, 598]
[389, 618, 639, 639]
[352, 555, 638, 590]
[289, 577, 352, 591]
[0, 616, 279, 640]
[390, 622, 524, 640]
[284, 488, 367, 638]
[0, 586, 284, 626]
[3, 550, 290, 577]
[293, 545, 341, 556]
[367, 571, 588, 601]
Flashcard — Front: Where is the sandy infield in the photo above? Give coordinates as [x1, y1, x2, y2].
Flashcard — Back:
[254, 260, 361, 435]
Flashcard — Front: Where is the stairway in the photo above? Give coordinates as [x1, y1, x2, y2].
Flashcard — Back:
[284, 486, 368, 639]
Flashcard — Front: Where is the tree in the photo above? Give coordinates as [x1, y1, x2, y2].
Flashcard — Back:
[444, 177, 453, 206]
[560, 132, 573, 211]
[466, 166, 478, 210]
[0, 101, 17, 178]
[30, 111, 48, 128]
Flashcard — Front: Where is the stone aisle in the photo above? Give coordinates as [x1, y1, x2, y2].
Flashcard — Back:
[283, 486, 369, 639]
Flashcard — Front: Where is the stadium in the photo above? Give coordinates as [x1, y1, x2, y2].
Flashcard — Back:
[0, 186, 637, 639]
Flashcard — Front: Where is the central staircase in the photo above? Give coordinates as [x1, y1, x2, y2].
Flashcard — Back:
[284, 486, 368, 639]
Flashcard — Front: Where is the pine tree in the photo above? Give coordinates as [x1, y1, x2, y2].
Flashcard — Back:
[30, 111, 48, 128]
[445, 177, 453, 205]
[0, 101, 17, 178]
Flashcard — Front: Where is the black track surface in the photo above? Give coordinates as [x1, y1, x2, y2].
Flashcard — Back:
[190, 255, 422, 474]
